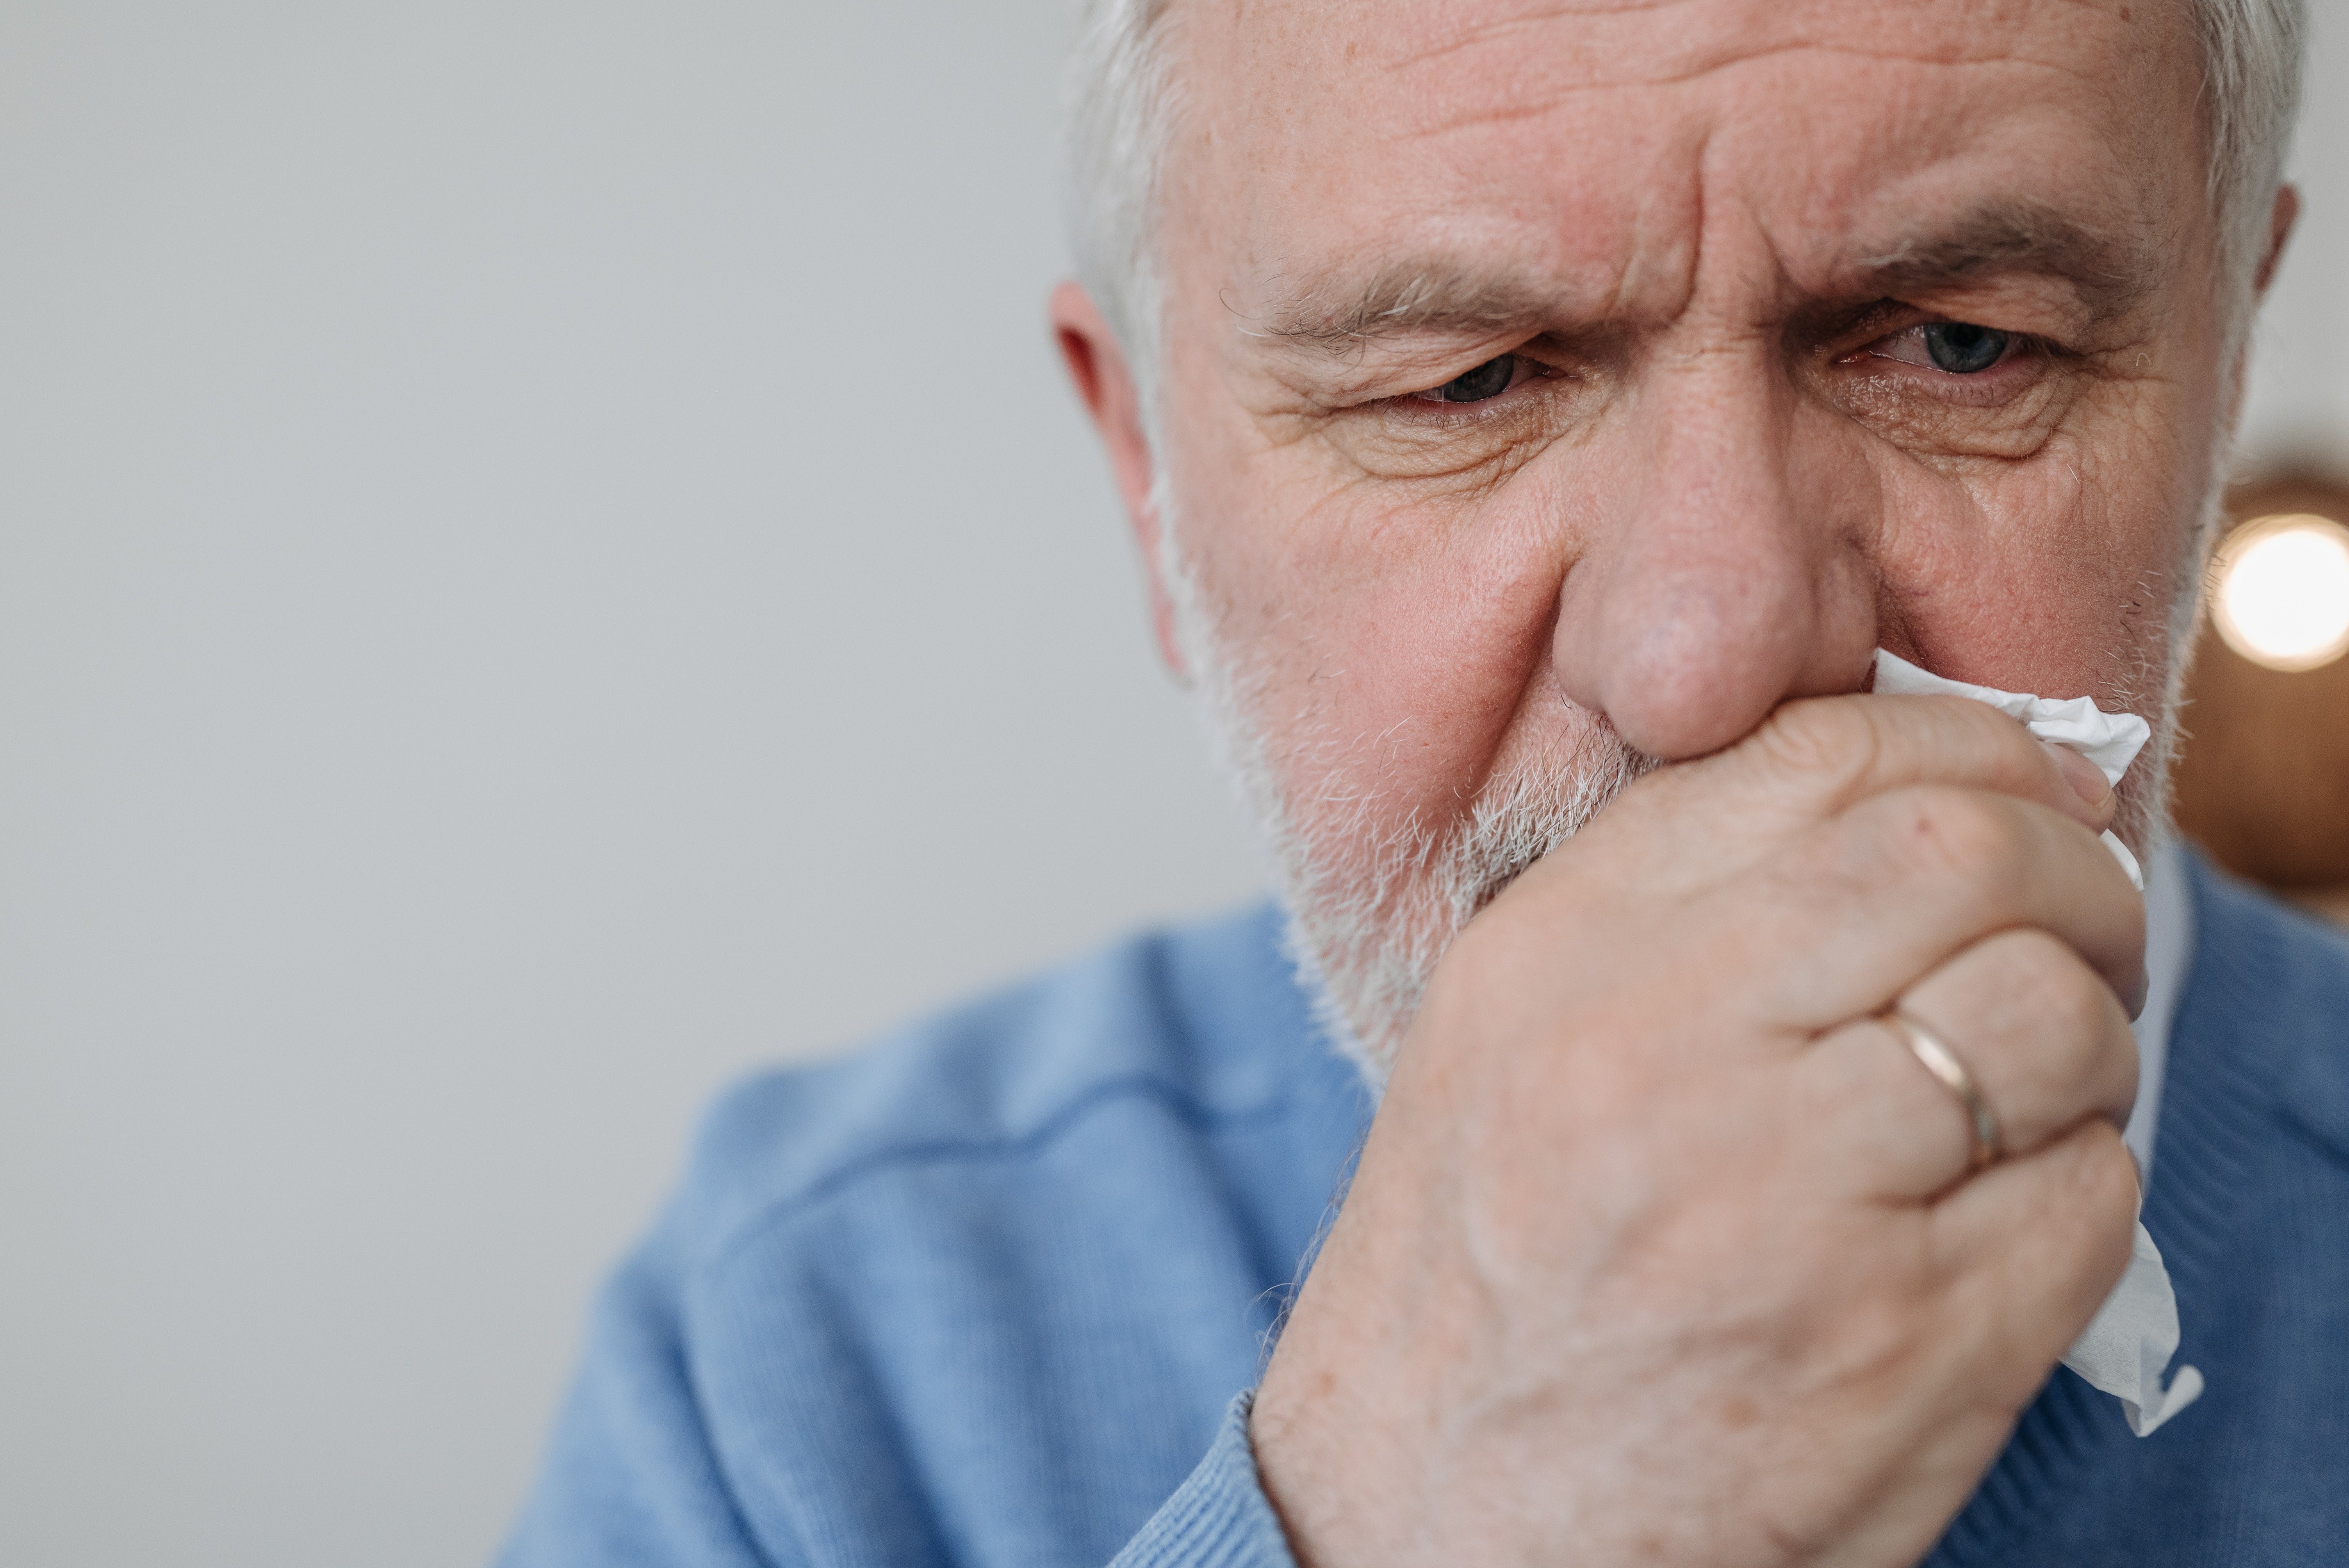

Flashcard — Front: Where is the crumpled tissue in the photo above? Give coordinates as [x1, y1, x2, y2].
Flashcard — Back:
[1871, 648, 2201, 1436]
[1873, 650, 2148, 890]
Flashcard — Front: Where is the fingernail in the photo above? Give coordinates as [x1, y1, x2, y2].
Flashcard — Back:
[2043, 740, 2114, 810]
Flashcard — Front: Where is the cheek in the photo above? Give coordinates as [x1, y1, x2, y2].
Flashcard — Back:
[1875, 423, 2191, 696]
[1170, 428, 1602, 828]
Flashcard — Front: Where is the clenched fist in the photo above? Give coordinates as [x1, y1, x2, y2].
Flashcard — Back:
[1253, 692, 2146, 1568]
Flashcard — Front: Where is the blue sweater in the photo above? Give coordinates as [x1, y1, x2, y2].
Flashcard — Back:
[499, 855, 2349, 1566]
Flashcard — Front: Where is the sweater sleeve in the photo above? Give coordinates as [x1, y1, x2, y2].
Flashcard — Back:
[1110, 1394, 1299, 1568]
[493, 1243, 784, 1568]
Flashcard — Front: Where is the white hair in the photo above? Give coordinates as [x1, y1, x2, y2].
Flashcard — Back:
[1063, 0, 1182, 434]
[2196, 0, 2310, 313]
[1064, 0, 2307, 392]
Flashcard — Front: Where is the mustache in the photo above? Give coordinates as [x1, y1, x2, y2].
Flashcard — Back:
[1448, 730, 1663, 922]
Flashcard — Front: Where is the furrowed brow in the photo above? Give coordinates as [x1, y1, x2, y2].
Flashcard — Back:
[1242, 260, 1564, 353]
[1243, 203, 2158, 356]
[1842, 201, 2162, 318]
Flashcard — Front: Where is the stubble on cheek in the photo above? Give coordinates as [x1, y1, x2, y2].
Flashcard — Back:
[1183, 581, 1657, 1078]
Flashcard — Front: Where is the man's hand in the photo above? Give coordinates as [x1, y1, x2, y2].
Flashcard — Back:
[1250, 693, 2147, 1568]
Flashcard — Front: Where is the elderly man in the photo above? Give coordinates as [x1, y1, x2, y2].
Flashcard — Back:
[501, 1, 2345, 1564]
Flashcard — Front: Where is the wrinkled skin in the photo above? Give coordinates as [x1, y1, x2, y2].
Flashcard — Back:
[1053, 0, 2297, 1562]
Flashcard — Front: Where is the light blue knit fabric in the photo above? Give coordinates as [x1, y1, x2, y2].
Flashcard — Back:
[499, 856, 2349, 1567]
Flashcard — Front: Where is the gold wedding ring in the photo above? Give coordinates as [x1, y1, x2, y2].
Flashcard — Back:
[1880, 1007, 2003, 1171]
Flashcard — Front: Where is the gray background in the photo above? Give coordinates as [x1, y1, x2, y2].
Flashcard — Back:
[0, 3, 2341, 1564]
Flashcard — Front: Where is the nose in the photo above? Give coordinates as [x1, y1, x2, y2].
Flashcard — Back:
[1550, 351, 1878, 759]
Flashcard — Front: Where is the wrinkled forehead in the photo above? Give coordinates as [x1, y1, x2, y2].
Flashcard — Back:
[1162, 0, 2206, 324]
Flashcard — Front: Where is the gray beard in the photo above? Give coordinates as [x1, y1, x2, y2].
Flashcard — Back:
[1153, 481, 1661, 1082]
[1263, 725, 1659, 1085]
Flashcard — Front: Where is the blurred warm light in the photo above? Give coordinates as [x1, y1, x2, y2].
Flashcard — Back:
[2210, 513, 2349, 673]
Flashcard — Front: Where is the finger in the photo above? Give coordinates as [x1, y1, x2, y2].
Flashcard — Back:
[1795, 929, 2139, 1200]
[1926, 1120, 2143, 1404]
[1732, 784, 2147, 1034]
[1894, 929, 2140, 1154]
[1641, 692, 2120, 883]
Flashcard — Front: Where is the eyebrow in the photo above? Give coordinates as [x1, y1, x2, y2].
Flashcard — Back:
[1839, 200, 2163, 320]
[1243, 261, 1565, 354]
[1244, 199, 2162, 355]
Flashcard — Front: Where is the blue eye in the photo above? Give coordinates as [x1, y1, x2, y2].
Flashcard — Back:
[1922, 322, 2009, 374]
[1433, 355, 1515, 402]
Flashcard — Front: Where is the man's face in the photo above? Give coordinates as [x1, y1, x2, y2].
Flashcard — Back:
[1141, 0, 2227, 1068]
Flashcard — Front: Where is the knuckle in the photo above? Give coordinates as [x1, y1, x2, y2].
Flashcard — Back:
[1753, 697, 1880, 789]
[1991, 930, 2108, 1039]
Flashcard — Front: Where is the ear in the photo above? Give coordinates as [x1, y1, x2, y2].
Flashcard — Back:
[2254, 184, 2300, 296]
[1051, 280, 1189, 683]
[2214, 184, 2305, 452]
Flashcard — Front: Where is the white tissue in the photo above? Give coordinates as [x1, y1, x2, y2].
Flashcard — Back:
[2064, 1219, 2204, 1436]
[1869, 648, 2199, 1437]
[1873, 649, 2150, 890]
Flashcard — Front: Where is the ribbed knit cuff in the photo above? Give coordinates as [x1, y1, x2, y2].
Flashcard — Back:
[1109, 1391, 1298, 1568]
